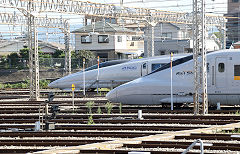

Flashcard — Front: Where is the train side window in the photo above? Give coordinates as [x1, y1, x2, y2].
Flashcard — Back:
[143, 63, 147, 69]
[234, 65, 240, 76]
[218, 63, 225, 72]
[207, 63, 209, 73]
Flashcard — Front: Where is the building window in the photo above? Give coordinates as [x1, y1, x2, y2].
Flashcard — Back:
[117, 36, 122, 42]
[130, 42, 134, 46]
[132, 36, 143, 41]
[98, 35, 109, 43]
[81, 35, 92, 43]
[160, 51, 165, 55]
[232, 0, 239, 3]
[162, 32, 172, 39]
[218, 63, 225, 72]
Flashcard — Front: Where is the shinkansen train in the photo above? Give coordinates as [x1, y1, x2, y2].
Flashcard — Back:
[48, 54, 190, 91]
[106, 49, 240, 105]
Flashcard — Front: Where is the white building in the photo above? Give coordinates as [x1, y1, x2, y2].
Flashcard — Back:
[144, 23, 220, 56]
[72, 21, 143, 59]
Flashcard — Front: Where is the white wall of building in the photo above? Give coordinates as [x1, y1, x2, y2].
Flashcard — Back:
[114, 34, 127, 50]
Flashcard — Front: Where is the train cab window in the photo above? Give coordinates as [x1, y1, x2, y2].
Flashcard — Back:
[234, 65, 240, 76]
[143, 63, 147, 69]
[218, 63, 225, 72]
[152, 63, 165, 71]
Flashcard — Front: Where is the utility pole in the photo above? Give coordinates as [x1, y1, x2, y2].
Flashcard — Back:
[64, 20, 71, 75]
[193, 0, 208, 115]
[27, 1, 40, 101]
[147, 22, 155, 57]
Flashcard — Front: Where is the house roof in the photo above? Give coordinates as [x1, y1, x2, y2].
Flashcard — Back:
[169, 23, 191, 30]
[0, 37, 73, 52]
[71, 21, 136, 34]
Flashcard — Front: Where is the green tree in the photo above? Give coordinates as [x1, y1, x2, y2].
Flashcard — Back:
[0, 56, 8, 68]
[72, 50, 95, 62]
[7, 52, 20, 68]
[39, 51, 51, 58]
[52, 50, 65, 58]
[19, 47, 29, 59]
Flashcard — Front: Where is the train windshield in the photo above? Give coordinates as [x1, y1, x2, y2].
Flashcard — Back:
[85, 59, 130, 71]
[148, 55, 193, 75]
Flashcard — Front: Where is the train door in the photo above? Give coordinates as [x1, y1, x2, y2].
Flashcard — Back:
[215, 57, 227, 88]
[141, 62, 148, 76]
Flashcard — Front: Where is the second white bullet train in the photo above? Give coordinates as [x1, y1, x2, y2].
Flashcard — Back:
[106, 49, 240, 105]
[49, 54, 190, 91]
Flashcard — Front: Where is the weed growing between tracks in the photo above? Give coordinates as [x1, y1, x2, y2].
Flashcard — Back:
[105, 102, 113, 114]
[88, 115, 95, 125]
[119, 103, 122, 114]
[97, 106, 102, 114]
[86, 101, 95, 114]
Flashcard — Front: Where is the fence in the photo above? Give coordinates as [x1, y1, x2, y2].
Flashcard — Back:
[0, 57, 118, 70]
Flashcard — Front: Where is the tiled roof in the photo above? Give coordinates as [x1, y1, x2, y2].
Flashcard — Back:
[72, 21, 136, 34]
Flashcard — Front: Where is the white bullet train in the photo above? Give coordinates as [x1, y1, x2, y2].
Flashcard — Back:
[48, 54, 190, 91]
[106, 49, 240, 105]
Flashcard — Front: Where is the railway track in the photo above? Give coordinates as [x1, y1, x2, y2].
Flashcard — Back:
[1, 90, 240, 153]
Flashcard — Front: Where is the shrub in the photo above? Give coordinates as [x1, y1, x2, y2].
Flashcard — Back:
[39, 79, 51, 89]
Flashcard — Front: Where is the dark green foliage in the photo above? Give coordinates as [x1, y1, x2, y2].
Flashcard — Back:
[72, 50, 95, 61]
[39, 79, 51, 89]
[52, 50, 65, 58]
[0, 79, 50, 89]
[19, 48, 29, 59]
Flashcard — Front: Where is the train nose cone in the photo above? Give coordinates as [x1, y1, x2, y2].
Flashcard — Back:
[48, 80, 58, 88]
[106, 89, 118, 103]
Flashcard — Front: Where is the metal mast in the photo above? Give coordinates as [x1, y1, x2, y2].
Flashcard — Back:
[27, 0, 40, 101]
[193, 0, 208, 115]
[64, 20, 71, 75]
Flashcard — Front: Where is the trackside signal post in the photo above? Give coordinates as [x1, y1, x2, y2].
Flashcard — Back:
[170, 52, 173, 111]
[72, 84, 75, 112]
[97, 56, 100, 94]
[83, 58, 86, 96]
